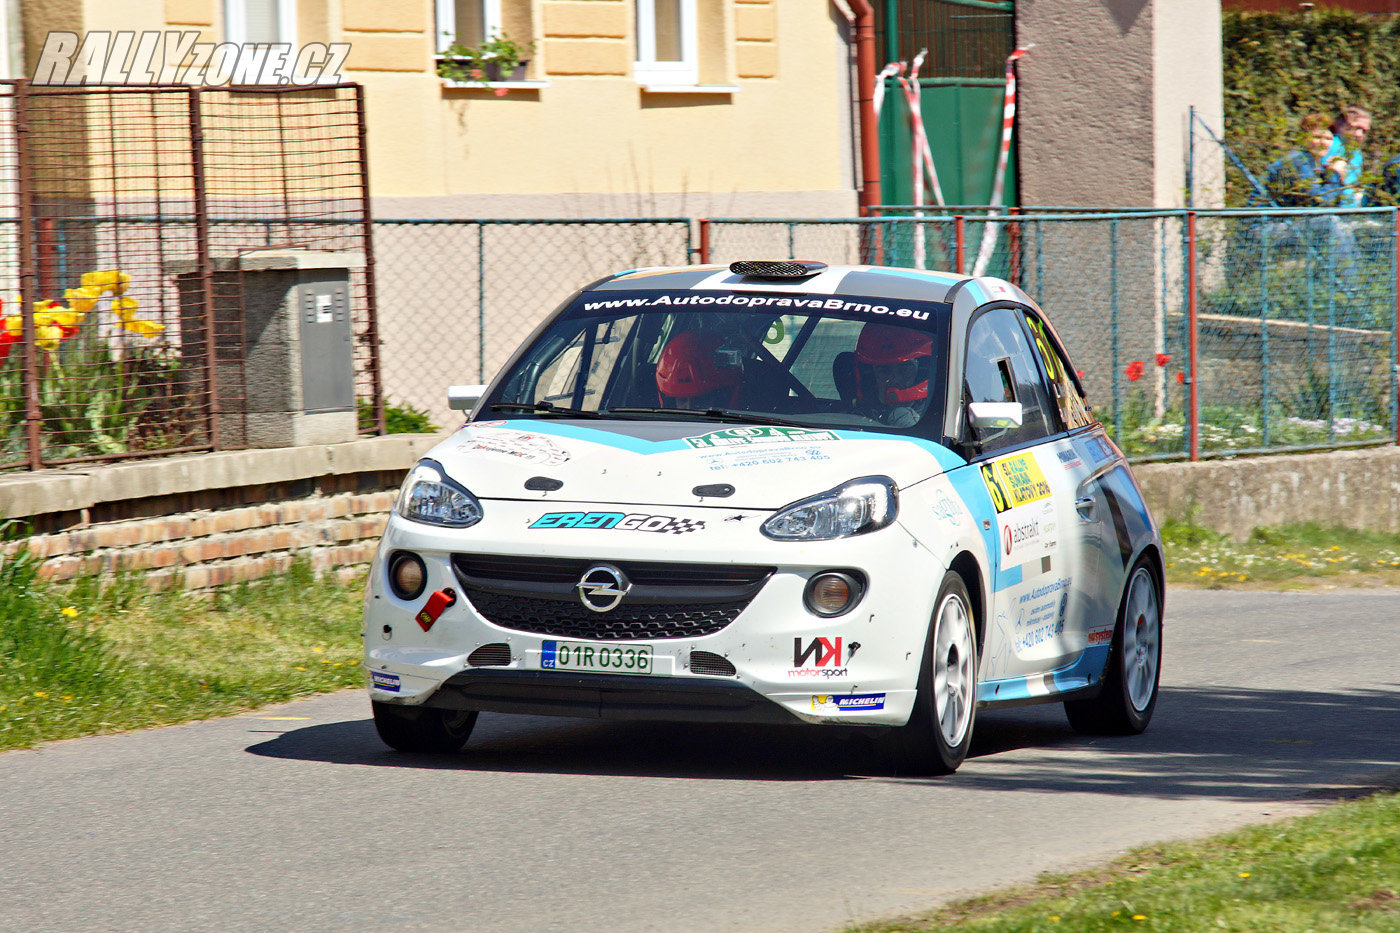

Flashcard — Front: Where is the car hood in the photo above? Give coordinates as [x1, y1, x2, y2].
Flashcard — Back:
[423, 419, 964, 510]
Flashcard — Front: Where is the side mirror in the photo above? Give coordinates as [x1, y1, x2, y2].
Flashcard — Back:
[447, 384, 487, 413]
[968, 401, 1023, 432]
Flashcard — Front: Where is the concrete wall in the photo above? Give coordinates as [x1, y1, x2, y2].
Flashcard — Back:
[1016, 0, 1224, 208]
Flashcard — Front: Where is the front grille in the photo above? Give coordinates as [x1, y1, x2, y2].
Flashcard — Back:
[467, 643, 512, 666]
[451, 553, 774, 641]
[689, 650, 737, 677]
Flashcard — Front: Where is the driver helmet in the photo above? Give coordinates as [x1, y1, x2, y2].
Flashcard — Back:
[855, 322, 933, 405]
[656, 330, 742, 407]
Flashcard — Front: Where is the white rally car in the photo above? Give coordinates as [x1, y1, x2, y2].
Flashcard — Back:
[363, 260, 1163, 774]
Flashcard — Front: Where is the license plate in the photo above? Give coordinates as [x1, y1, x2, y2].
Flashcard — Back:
[540, 640, 653, 675]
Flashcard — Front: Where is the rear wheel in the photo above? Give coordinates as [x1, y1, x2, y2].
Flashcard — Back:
[880, 571, 978, 774]
[372, 701, 478, 753]
[1065, 561, 1161, 735]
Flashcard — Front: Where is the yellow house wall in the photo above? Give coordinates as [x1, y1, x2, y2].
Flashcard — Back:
[20, 0, 857, 212]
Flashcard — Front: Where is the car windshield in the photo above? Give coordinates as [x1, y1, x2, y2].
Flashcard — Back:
[485, 288, 951, 437]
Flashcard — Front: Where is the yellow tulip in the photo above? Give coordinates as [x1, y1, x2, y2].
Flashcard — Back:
[34, 308, 84, 329]
[80, 269, 131, 294]
[35, 323, 62, 350]
[112, 296, 140, 320]
[65, 285, 104, 313]
[119, 318, 165, 338]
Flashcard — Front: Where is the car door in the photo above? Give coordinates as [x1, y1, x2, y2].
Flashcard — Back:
[962, 305, 1095, 685]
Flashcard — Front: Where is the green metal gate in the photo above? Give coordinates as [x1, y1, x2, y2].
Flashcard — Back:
[875, 0, 1017, 208]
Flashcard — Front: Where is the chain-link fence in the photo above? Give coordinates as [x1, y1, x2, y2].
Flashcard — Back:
[0, 82, 376, 473]
[701, 208, 1400, 461]
[373, 219, 692, 429]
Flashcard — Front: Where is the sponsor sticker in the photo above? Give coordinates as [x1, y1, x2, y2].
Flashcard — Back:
[581, 292, 934, 322]
[685, 426, 839, 449]
[370, 670, 401, 693]
[1087, 628, 1114, 646]
[530, 511, 705, 534]
[999, 499, 1057, 564]
[698, 447, 832, 471]
[789, 637, 860, 677]
[1056, 448, 1083, 470]
[458, 430, 571, 466]
[811, 693, 886, 712]
[981, 453, 1052, 512]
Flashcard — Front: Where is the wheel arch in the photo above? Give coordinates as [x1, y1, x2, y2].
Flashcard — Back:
[1133, 542, 1166, 615]
[946, 550, 987, 648]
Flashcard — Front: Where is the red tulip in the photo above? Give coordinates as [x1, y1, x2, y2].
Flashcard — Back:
[1125, 360, 1145, 382]
[1155, 353, 1171, 367]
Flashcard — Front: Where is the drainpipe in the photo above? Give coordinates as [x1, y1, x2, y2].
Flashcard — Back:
[838, 0, 882, 215]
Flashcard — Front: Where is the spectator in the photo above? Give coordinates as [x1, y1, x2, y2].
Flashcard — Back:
[1325, 105, 1370, 206]
[1264, 113, 1345, 207]
[1256, 113, 1359, 288]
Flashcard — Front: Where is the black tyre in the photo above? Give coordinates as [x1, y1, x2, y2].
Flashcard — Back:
[1065, 561, 1161, 735]
[880, 571, 978, 775]
[372, 701, 478, 753]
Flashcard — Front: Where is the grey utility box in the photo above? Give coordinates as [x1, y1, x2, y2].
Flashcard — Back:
[238, 249, 364, 448]
[172, 249, 366, 449]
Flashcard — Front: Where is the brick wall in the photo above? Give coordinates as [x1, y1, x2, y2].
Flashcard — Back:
[1, 435, 440, 591]
[20, 490, 396, 590]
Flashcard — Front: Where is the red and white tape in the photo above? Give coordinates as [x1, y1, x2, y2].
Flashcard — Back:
[971, 45, 1032, 278]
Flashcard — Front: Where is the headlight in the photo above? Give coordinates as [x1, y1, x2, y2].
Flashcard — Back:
[395, 460, 483, 527]
[761, 476, 897, 541]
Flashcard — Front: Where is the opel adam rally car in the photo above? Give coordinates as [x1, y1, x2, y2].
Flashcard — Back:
[363, 260, 1164, 774]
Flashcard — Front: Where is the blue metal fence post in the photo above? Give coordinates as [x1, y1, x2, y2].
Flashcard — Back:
[1261, 224, 1271, 447]
[1327, 244, 1337, 443]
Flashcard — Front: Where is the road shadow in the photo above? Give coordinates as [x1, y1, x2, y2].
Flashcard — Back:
[247, 682, 1400, 797]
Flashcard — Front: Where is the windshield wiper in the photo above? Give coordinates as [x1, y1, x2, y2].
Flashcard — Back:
[606, 407, 810, 428]
[489, 401, 605, 418]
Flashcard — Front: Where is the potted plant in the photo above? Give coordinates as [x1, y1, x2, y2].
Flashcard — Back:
[437, 31, 535, 84]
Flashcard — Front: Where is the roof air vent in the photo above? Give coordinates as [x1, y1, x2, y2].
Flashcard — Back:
[729, 260, 827, 279]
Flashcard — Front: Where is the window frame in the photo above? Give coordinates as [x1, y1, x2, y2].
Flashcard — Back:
[634, 0, 699, 87]
[436, 0, 504, 55]
[225, 0, 297, 47]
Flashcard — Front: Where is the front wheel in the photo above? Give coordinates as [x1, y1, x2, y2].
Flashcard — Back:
[372, 701, 478, 753]
[1065, 561, 1161, 735]
[879, 571, 978, 775]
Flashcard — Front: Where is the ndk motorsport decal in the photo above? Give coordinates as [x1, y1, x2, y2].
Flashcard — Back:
[531, 511, 705, 534]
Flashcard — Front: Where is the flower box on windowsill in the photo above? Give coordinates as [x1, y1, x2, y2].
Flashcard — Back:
[437, 57, 534, 84]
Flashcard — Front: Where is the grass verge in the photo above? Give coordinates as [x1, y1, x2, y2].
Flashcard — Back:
[0, 545, 364, 752]
[846, 787, 1400, 932]
[1162, 520, 1400, 589]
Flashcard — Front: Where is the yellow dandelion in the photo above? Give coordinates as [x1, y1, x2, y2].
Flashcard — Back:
[333, 662, 343, 667]
[1239, 872, 1251, 878]
[312, 646, 324, 653]
[1049, 917, 1061, 923]
[62, 695, 73, 703]
[60, 606, 78, 618]
[33, 691, 48, 698]
[295, 666, 307, 671]
[1134, 916, 1147, 921]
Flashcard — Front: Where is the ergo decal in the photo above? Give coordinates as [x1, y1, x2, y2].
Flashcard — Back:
[531, 511, 705, 534]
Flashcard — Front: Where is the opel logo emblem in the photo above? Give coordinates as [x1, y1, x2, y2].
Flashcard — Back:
[576, 564, 630, 613]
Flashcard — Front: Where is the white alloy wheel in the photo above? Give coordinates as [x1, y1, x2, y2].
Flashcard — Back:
[933, 588, 976, 747]
[1121, 566, 1160, 712]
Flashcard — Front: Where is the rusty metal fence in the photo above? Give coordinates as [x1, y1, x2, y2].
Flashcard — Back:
[0, 82, 377, 472]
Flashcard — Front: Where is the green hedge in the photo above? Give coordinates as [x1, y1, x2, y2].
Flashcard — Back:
[1221, 8, 1400, 205]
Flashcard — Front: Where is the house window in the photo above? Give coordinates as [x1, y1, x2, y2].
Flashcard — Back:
[226, 0, 297, 45]
[635, 0, 697, 86]
[438, 0, 503, 54]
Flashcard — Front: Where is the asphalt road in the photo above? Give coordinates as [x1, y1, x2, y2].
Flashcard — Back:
[4, 587, 1400, 933]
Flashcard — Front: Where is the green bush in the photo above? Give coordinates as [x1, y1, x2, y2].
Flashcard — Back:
[1222, 9, 1400, 205]
[357, 396, 440, 434]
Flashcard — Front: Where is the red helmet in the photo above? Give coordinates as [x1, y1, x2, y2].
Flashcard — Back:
[855, 323, 932, 404]
[656, 331, 741, 403]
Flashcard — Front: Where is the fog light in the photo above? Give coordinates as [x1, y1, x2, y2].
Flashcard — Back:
[804, 571, 864, 617]
[388, 551, 427, 600]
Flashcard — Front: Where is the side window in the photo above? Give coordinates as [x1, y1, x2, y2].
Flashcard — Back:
[1024, 312, 1093, 430]
[964, 307, 1053, 452]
